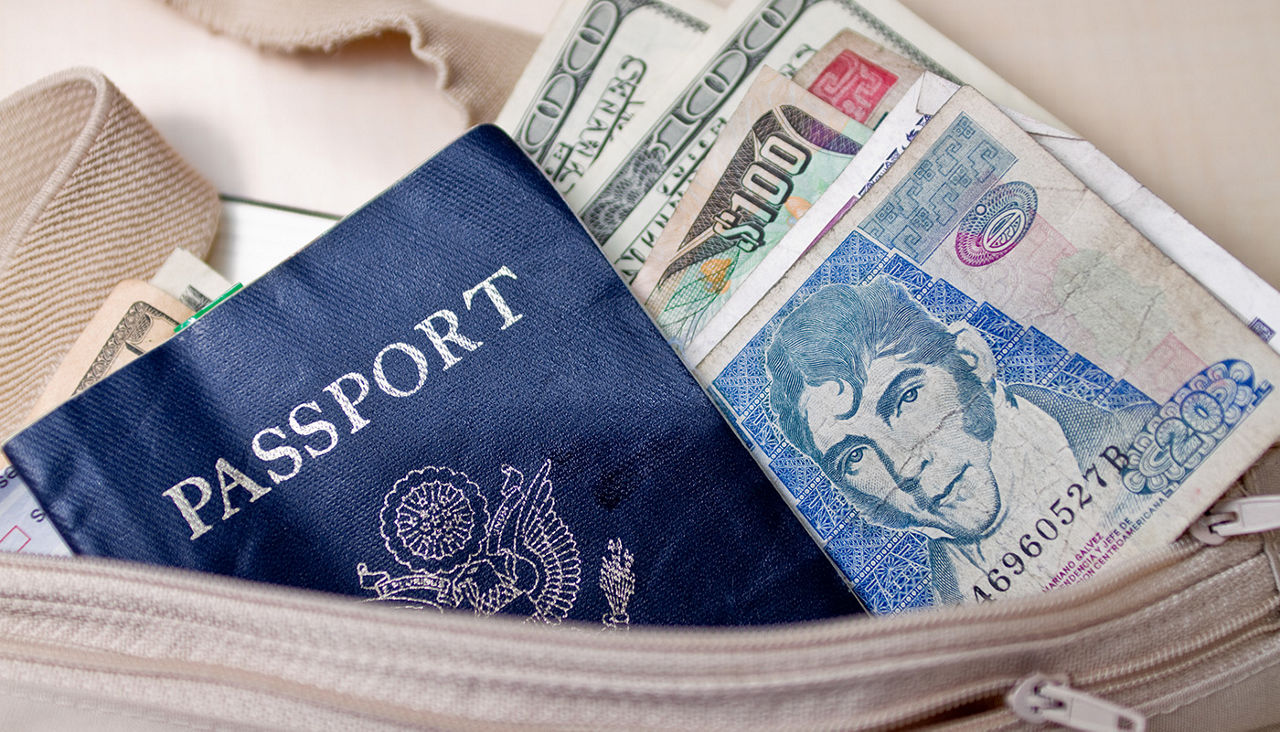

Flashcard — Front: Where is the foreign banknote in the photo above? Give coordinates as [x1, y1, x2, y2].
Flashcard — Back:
[791, 29, 923, 130]
[567, 0, 1067, 280]
[634, 67, 872, 349]
[687, 72, 1280, 366]
[684, 73, 932, 364]
[496, 0, 721, 197]
[700, 87, 1280, 612]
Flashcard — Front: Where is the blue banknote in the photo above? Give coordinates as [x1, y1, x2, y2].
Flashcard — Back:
[704, 88, 1280, 612]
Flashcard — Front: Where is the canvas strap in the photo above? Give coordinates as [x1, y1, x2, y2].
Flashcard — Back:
[161, 0, 539, 124]
[0, 68, 220, 441]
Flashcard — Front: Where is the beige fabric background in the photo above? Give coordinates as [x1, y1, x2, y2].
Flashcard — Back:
[0, 0, 1276, 290]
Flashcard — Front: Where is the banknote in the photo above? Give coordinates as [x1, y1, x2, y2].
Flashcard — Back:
[496, 0, 721, 196]
[701, 86, 1280, 613]
[151, 248, 235, 311]
[568, 0, 1068, 280]
[791, 28, 923, 130]
[0, 462, 69, 556]
[1, 267, 212, 557]
[687, 72, 1280, 366]
[684, 74, 931, 364]
[27, 279, 193, 419]
[634, 66, 872, 349]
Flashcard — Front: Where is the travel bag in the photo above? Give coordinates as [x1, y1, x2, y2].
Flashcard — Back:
[1, 15, 1278, 730]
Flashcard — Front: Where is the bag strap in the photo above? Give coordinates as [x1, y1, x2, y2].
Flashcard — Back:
[161, 0, 539, 124]
[0, 68, 220, 441]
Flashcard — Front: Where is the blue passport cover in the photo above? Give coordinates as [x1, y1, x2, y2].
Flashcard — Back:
[5, 126, 859, 626]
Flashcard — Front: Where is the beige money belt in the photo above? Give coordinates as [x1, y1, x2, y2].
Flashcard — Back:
[1, 3, 1280, 731]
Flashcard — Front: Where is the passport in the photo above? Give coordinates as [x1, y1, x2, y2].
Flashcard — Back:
[4, 126, 860, 626]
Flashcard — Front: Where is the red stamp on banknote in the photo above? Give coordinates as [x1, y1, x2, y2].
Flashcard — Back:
[806, 50, 898, 123]
[0, 526, 30, 553]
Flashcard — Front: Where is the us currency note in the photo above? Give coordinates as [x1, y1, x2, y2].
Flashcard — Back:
[791, 28, 923, 130]
[27, 279, 194, 418]
[496, 0, 722, 196]
[634, 66, 872, 350]
[569, 0, 1068, 281]
[701, 86, 1280, 613]
[1, 260, 221, 557]
[151, 248, 234, 311]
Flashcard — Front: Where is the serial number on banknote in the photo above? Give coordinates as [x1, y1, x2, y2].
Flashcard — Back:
[970, 447, 1130, 602]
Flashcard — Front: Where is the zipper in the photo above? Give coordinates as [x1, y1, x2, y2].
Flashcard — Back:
[987, 499, 1280, 732]
[1007, 674, 1145, 732]
[1191, 496, 1280, 545]
[0, 513, 1267, 730]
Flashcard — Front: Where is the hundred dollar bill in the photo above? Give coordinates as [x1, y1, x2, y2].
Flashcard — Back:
[634, 66, 872, 350]
[496, 0, 721, 196]
[684, 74, 932, 364]
[791, 28, 923, 130]
[701, 86, 1280, 613]
[569, 0, 1068, 281]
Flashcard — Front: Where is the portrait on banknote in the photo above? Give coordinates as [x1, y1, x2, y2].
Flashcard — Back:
[705, 88, 1280, 612]
[763, 276, 1162, 602]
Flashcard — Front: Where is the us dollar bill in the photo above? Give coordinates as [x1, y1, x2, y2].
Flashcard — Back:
[2, 271, 205, 558]
[496, 0, 722, 197]
[701, 86, 1280, 613]
[151, 248, 234, 311]
[791, 28, 923, 130]
[569, 0, 1067, 281]
[634, 67, 872, 350]
[28, 279, 193, 417]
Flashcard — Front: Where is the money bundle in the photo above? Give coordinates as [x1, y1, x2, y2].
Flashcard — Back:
[498, 0, 1280, 612]
[4, 0, 1278, 622]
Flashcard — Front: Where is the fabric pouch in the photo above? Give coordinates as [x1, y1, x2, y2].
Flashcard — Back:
[0, 53, 1277, 732]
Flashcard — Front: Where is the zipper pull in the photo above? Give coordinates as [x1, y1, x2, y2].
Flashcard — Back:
[1008, 673, 1145, 732]
[1191, 496, 1280, 545]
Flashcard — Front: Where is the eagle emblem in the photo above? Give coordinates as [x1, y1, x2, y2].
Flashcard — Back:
[357, 459, 581, 623]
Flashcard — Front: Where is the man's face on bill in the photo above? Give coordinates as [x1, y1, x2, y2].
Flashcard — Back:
[799, 355, 1001, 541]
